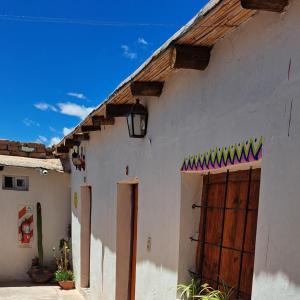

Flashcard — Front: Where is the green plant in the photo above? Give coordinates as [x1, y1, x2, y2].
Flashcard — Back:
[53, 239, 71, 271]
[37, 202, 43, 266]
[177, 278, 233, 300]
[54, 269, 74, 282]
[194, 283, 233, 300]
[178, 278, 202, 299]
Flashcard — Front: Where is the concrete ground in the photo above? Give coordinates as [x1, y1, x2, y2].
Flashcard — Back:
[0, 282, 85, 300]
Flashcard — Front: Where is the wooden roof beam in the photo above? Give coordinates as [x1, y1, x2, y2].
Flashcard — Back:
[81, 125, 101, 133]
[241, 0, 289, 12]
[73, 133, 90, 142]
[64, 138, 80, 148]
[92, 116, 115, 127]
[56, 146, 69, 154]
[130, 81, 164, 97]
[171, 45, 212, 70]
[105, 104, 133, 118]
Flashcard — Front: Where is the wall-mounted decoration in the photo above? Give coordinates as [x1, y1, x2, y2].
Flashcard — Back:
[72, 146, 86, 171]
[18, 205, 33, 247]
[181, 137, 263, 172]
[74, 192, 78, 209]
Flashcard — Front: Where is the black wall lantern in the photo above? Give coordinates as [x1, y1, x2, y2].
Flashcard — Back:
[71, 146, 86, 171]
[72, 148, 81, 167]
[126, 99, 148, 138]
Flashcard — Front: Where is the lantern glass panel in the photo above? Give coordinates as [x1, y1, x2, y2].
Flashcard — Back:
[133, 114, 142, 136]
[127, 114, 133, 137]
[140, 115, 147, 135]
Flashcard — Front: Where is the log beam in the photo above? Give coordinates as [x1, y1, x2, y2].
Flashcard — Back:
[73, 133, 90, 142]
[171, 45, 212, 70]
[130, 81, 164, 97]
[241, 0, 288, 12]
[92, 116, 115, 127]
[56, 146, 69, 154]
[64, 138, 80, 148]
[81, 125, 101, 133]
[105, 104, 133, 117]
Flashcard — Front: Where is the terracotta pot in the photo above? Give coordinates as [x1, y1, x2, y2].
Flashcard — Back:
[58, 280, 75, 290]
[27, 267, 53, 283]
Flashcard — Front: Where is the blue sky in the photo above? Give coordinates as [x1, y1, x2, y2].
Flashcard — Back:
[0, 0, 208, 145]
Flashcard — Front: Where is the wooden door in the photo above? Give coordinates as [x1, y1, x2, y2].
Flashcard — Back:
[128, 185, 138, 300]
[196, 169, 260, 300]
[80, 186, 92, 288]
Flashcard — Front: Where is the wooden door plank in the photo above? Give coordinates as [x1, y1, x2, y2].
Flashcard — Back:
[202, 244, 220, 283]
[244, 211, 258, 253]
[129, 185, 138, 300]
[226, 173, 249, 209]
[223, 171, 250, 250]
[205, 207, 224, 244]
[219, 248, 241, 288]
[223, 210, 246, 250]
[240, 253, 255, 295]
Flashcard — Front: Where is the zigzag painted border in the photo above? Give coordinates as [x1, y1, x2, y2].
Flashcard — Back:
[181, 137, 263, 172]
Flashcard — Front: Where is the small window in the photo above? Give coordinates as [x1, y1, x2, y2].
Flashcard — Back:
[2, 175, 29, 191]
[16, 178, 26, 188]
[4, 176, 13, 188]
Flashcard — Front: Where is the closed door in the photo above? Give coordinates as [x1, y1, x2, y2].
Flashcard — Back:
[80, 186, 92, 288]
[129, 185, 138, 300]
[196, 169, 261, 299]
[116, 183, 138, 300]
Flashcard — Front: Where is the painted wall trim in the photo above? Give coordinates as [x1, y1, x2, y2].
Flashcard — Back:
[181, 137, 263, 172]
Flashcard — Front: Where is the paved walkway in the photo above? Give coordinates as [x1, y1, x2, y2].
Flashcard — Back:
[0, 282, 85, 300]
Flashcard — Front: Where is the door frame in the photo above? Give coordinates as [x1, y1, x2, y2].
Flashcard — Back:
[128, 184, 138, 300]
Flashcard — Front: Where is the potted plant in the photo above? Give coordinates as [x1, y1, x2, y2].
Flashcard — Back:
[53, 239, 75, 290]
[27, 203, 53, 283]
[55, 269, 74, 290]
[177, 276, 233, 300]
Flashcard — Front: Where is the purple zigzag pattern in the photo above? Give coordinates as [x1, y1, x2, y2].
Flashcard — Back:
[181, 139, 263, 172]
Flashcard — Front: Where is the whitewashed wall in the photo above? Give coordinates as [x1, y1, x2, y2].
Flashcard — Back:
[0, 166, 70, 281]
[70, 1, 300, 299]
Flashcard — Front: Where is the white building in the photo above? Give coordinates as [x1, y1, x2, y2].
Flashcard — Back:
[0, 143, 70, 281]
[56, 0, 300, 299]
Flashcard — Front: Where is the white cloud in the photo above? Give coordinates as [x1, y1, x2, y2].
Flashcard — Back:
[121, 45, 129, 52]
[23, 118, 40, 127]
[121, 45, 137, 60]
[67, 92, 87, 100]
[138, 37, 148, 46]
[63, 127, 74, 136]
[38, 135, 47, 142]
[36, 135, 48, 144]
[49, 126, 56, 132]
[34, 102, 57, 112]
[57, 102, 94, 120]
[48, 136, 61, 146]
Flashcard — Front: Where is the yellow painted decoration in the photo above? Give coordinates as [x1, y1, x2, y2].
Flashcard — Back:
[74, 192, 78, 209]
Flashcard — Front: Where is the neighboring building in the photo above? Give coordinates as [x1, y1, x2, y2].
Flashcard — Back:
[0, 140, 70, 281]
[52, 0, 300, 300]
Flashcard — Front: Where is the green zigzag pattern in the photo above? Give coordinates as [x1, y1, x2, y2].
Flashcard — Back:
[181, 137, 263, 171]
